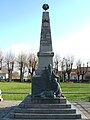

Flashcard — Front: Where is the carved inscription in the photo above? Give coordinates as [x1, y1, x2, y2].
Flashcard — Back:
[41, 26, 51, 46]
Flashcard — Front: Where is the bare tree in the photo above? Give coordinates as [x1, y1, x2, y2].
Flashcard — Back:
[61, 55, 74, 82]
[66, 55, 74, 81]
[0, 50, 3, 70]
[76, 59, 88, 82]
[16, 52, 27, 82]
[5, 51, 15, 82]
[61, 58, 67, 82]
[76, 59, 82, 82]
[28, 53, 37, 78]
[81, 62, 88, 81]
[54, 54, 61, 71]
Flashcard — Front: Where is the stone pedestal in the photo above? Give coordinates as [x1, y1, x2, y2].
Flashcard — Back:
[32, 75, 45, 95]
[7, 94, 81, 119]
[32, 73, 51, 97]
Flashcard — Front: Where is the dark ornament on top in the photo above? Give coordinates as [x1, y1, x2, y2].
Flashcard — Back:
[42, 4, 49, 11]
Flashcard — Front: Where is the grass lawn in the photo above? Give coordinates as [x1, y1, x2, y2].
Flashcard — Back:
[0, 82, 31, 100]
[60, 82, 90, 102]
[0, 82, 90, 101]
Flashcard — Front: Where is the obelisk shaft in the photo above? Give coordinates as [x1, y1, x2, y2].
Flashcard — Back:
[37, 11, 54, 75]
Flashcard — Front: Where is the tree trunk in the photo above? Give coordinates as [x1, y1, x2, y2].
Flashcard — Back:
[82, 74, 84, 81]
[8, 70, 12, 82]
[63, 73, 66, 82]
[68, 73, 70, 81]
[77, 75, 80, 82]
[20, 67, 24, 82]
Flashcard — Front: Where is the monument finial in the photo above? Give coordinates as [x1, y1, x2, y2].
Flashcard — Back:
[42, 4, 49, 11]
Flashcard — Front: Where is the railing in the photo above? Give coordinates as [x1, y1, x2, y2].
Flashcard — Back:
[1, 92, 90, 94]
[2, 92, 29, 94]
[63, 92, 90, 94]
[1, 91, 90, 101]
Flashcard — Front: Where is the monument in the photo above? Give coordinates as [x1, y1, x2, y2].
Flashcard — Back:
[6, 4, 82, 119]
[37, 4, 54, 75]
[32, 4, 61, 97]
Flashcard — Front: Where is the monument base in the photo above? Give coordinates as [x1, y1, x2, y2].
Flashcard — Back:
[6, 94, 82, 119]
[32, 75, 45, 96]
[32, 75, 51, 97]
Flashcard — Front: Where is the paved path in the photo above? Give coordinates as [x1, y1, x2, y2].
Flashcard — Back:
[0, 100, 90, 119]
[72, 102, 90, 119]
[0, 101, 21, 118]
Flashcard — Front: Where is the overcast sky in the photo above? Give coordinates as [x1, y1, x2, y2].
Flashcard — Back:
[0, 0, 90, 64]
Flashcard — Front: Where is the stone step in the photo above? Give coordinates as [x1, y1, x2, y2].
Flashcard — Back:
[19, 103, 71, 109]
[24, 97, 67, 104]
[13, 113, 81, 119]
[5, 95, 82, 119]
[15, 108, 76, 114]
[0, 118, 82, 120]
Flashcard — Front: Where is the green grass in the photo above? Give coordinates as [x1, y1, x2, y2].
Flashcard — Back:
[60, 82, 90, 102]
[0, 82, 31, 100]
[0, 82, 90, 101]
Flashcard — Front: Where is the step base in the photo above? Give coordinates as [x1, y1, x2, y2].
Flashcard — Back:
[6, 94, 82, 119]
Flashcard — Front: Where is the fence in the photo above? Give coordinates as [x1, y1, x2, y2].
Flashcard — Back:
[1, 91, 90, 102]
[1, 92, 90, 94]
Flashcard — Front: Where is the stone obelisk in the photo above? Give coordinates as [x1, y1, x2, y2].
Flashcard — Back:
[37, 4, 54, 75]
[32, 4, 54, 96]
